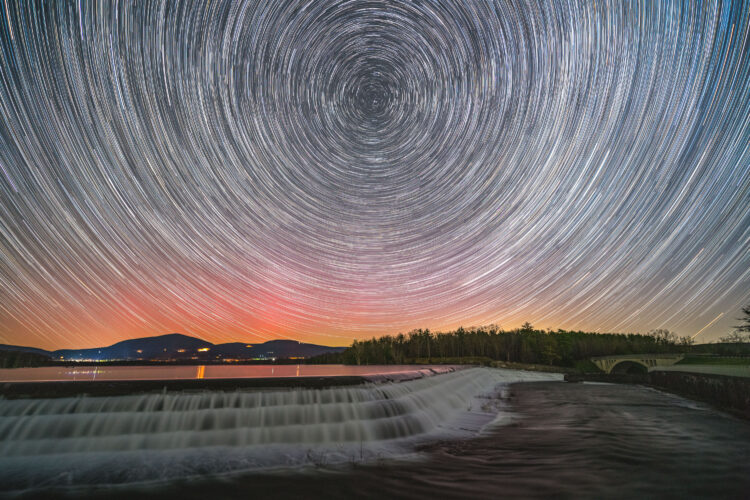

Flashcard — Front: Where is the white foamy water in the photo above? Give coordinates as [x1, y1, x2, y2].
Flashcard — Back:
[0, 368, 561, 491]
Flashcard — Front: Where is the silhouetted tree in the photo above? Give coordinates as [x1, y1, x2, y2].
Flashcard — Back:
[648, 329, 677, 345]
[734, 305, 750, 333]
[716, 306, 750, 343]
[719, 331, 750, 343]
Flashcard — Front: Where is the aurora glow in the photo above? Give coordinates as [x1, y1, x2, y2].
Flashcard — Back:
[0, 0, 748, 350]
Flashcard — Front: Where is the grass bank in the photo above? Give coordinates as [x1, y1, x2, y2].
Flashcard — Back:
[408, 356, 578, 374]
[677, 356, 750, 366]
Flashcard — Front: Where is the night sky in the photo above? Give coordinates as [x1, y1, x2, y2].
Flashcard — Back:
[0, 0, 748, 350]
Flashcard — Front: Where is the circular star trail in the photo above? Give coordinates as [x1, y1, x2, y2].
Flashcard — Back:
[1, 0, 749, 349]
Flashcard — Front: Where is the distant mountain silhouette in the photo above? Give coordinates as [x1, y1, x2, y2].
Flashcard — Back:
[0, 344, 54, 358]
[52, 333, 213, 361]
[0, 347, 54, 368]
[0, 334, 345, 362]
[212, 340, 347, 360]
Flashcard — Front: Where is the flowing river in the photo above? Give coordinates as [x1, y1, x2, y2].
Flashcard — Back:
[1, 367, 748, 499]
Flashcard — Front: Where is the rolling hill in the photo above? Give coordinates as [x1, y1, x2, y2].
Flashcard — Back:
[0, 334, 346, 362]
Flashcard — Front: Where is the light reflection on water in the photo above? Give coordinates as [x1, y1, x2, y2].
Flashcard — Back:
[0, 364, 452, 382]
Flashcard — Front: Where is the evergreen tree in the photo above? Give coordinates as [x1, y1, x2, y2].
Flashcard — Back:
[734, 305, 750, 333]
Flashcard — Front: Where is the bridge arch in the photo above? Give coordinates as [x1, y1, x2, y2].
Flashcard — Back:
[609, 360, 649, 375]
[590, 354, 684, 374]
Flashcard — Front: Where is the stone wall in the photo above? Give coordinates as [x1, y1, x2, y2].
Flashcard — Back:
[648, 370, 750, 420]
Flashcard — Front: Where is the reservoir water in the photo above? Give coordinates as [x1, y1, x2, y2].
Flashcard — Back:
[1, 367, 748, 498]
[0, 364, 456, 383]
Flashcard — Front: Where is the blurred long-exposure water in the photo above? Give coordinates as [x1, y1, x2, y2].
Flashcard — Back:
[1, 368, 749, 499]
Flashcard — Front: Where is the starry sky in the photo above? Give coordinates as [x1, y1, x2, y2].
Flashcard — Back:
[1, 0, 749, 350]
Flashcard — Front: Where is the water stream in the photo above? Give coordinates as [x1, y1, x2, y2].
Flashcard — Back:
[0, 368, 561, 492]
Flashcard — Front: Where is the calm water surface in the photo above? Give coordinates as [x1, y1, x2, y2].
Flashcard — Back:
[0, 364, 452, 382]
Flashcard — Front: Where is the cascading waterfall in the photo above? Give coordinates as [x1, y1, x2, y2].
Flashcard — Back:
[0, 368, 561, 490]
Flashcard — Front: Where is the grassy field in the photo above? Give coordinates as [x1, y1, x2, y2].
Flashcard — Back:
[408, 356, 578, 373]
[677, 356, 750, 365]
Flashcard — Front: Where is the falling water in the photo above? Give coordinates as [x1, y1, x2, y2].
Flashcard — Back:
[0, 368, 561, 491]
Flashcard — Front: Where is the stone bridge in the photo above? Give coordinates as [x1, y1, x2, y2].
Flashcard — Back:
[591, 354, 684, 374]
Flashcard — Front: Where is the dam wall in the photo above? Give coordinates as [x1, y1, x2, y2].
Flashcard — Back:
[565, 370, 750, 419]
[648, 370, 750, 419]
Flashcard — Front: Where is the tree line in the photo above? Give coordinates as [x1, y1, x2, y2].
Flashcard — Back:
[0, 350, 55, 369]
[309, 323, 692, 367]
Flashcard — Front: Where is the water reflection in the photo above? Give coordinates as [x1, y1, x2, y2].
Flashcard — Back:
[0, 364, 454, 382]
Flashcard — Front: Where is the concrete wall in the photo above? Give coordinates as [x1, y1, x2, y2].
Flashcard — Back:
[648, 370, 750, 420]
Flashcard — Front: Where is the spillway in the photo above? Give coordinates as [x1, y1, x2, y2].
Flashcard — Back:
[0, 368, 561, 491]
